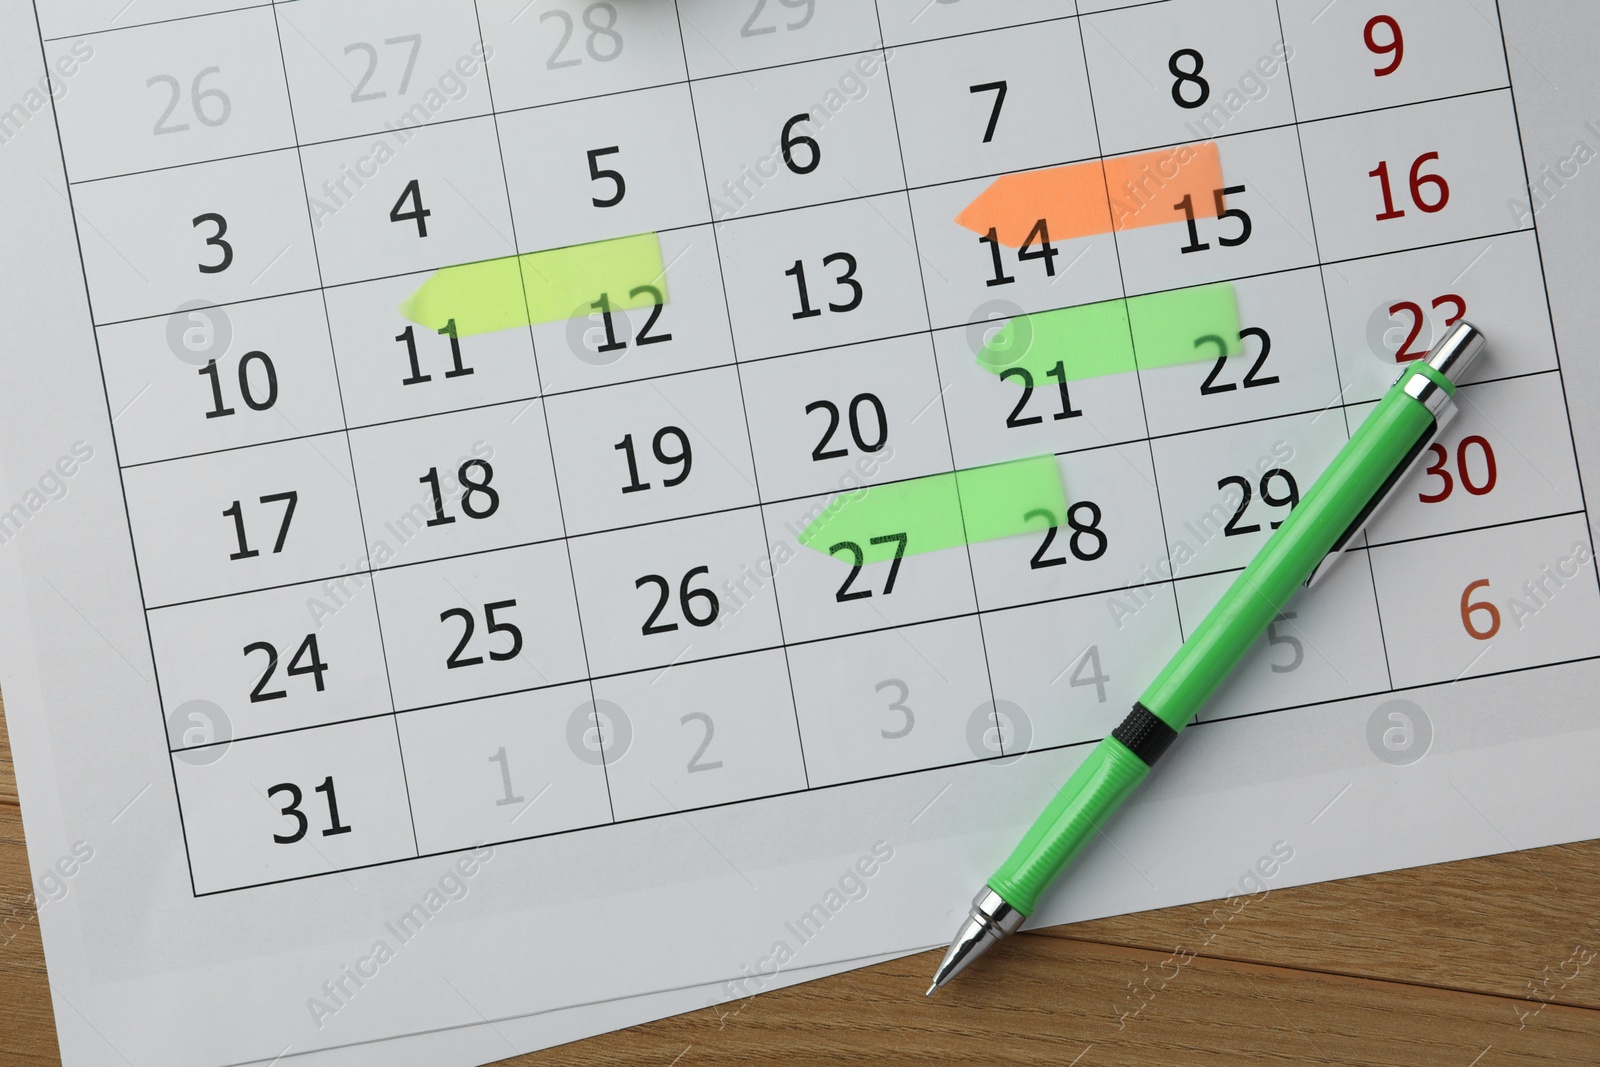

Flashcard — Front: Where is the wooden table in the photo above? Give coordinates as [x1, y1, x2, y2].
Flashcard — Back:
[4, 708, 1597, 1066]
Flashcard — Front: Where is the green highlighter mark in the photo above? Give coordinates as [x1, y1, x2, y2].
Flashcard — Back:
[798, 455, 1066, 564]
[978, 282, 1242, 382]
[399, 232, 667, 337]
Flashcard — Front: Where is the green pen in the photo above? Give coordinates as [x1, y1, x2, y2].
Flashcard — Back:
[928, 320, 1487, 994]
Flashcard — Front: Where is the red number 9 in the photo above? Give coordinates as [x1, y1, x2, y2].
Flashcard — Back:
[1365, 15, 1404, 77]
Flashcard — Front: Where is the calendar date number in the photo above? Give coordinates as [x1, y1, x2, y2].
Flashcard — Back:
[246, 633, 328, 703]
[442, 600, 523, 668]
[1028, 502, 1107, 568]
[638, 568, 719, 634]
[268, 776, 350, 844]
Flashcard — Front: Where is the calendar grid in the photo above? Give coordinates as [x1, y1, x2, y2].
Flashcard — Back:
[666, 0, 818, 788]
[1265, 0, 1397, 691]
[178, 640, 1600, 898]
[140, 499, 1590, 738]
[1060, 3, 1190, 657]
[35, 0, 1600, 893]
[866, 0, 1005, 748]
[263, 0, 423, 860]
[143, 496, 1591, 682]
[462, 0, 622, 823]
[58, 82, 1516, 201]
[104, 362, 1571, 480]
[78, 216, 1538, 337]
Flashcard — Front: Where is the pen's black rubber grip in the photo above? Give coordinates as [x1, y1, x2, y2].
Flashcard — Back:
[1111, 703, 1177, 766]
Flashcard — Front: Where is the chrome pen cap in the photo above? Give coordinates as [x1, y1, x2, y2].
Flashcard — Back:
[1427, 319, 1487, 385]
[1402, 320, 1485, 424]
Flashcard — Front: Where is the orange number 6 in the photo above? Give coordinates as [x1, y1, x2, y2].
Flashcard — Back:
[1460, 579, 1501, 641]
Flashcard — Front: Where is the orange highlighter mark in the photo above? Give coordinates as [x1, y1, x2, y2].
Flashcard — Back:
[956, 142, 1225, 247]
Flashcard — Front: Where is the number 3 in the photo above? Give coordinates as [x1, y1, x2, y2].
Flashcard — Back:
[193, 213, 233, 274]
[875, 679, 914, 739]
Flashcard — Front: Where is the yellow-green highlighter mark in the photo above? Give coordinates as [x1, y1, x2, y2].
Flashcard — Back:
[979, 282, 1242, 381]
[798, 454, 1066, 564]
[399, 232, 668, 337]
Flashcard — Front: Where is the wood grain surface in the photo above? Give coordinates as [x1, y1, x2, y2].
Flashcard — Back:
[3, 703, 1596, 1067]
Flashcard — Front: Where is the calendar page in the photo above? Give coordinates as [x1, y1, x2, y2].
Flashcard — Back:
[6, 1, 1600, 1064]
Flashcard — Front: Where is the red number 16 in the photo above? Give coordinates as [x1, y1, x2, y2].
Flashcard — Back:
[1371, 153, 1450, 221]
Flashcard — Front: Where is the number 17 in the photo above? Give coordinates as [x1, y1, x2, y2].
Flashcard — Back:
[223, 491, 298, 561]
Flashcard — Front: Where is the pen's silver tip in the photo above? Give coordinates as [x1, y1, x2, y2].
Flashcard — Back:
[926, 886, 1025, 994]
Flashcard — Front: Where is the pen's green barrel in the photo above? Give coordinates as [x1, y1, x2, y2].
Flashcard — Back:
[1138, 360, 1450, 731]
[989, 737, 1151, 914]
[988, 360, 1453, 916]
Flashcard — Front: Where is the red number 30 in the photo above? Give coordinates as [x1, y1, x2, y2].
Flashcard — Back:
[1419, 435, 1498, 503]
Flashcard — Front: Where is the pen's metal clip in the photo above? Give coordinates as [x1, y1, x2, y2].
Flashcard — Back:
[1305, 321, 1486, 588]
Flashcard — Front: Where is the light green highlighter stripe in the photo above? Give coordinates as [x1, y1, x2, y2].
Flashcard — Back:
[798, 455, 1066, 564]
[399, 232, 667, 336]
[979, 282, 1241, 380]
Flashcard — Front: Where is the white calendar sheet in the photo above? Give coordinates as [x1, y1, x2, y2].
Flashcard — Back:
[5, 1, 1600, 1064]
